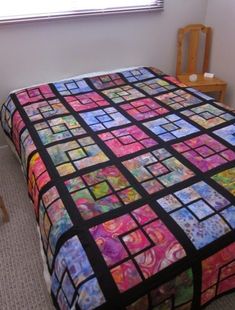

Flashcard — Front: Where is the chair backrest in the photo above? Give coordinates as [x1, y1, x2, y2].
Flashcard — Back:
[176, 24, 212, 75]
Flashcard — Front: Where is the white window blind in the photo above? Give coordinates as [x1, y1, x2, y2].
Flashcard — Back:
[0, 0, 164, 23]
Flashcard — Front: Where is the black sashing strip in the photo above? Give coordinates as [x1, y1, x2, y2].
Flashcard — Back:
[192, 261, 202, 310]
[4, 66, 235, 309]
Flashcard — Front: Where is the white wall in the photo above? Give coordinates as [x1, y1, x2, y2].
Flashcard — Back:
[0, 0, 207, 103]
[205, 0, 235, 107]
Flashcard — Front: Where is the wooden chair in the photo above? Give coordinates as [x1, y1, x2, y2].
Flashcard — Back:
[0, 195, 9, 223]
[176, 24, 227, 102]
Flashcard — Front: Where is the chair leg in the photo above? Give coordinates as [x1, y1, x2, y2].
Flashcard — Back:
[0, 195, 9, 223]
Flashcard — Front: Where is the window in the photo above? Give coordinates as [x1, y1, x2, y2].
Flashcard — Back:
[0, 0, 164, 23]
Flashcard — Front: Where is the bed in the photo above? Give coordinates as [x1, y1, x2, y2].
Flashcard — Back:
[1, 66, 235, 310]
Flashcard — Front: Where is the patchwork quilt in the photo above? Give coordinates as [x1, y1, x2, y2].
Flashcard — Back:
[1, 67, 235, 310]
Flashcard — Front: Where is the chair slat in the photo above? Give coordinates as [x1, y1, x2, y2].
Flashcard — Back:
[187, 30, 200, 74]
[176, 29, 184, 76]
[203, 27, 212, 73]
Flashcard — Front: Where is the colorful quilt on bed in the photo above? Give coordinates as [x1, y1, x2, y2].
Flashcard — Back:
[1, 67, 235, 310]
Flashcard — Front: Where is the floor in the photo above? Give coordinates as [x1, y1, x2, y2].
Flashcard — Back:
[0, 144, 235, 309]
[0, 145, 54, 310]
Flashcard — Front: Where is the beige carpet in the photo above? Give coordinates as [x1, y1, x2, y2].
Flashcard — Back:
[0, 145, 234, 310]
[0, 127, 6, 146]
[0, 145, 54, 310]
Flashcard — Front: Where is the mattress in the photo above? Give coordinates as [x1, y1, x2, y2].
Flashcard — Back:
[1, 66, 235, 310]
